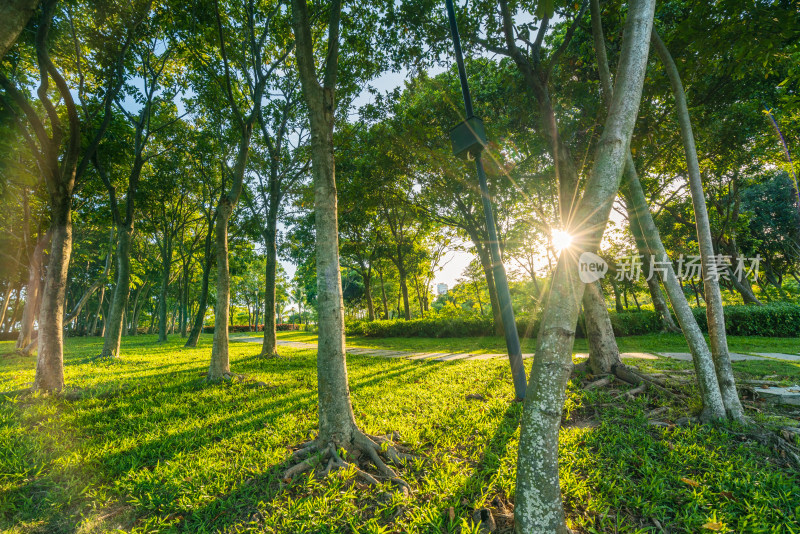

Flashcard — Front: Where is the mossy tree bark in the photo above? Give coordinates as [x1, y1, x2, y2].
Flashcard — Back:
[651, 31, 744, 421]
[514, 1, 656, 531]
[589, 0, 726, 421]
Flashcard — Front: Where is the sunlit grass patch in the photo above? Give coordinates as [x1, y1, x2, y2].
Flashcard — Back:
[0, 335, 798, 532]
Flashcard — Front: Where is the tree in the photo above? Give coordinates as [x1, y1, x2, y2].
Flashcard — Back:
[0, 0, 146, 390]
[98, 30, 176, 357]
[514, 0, 655, 530]
[651, 30, 743, 420]
[192, 0, 292, 380]
[283, 0, 410, 488]
[244, 75, 308, 357]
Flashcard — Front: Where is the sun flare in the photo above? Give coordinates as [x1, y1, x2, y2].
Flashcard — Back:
[551, 229, 573, 254]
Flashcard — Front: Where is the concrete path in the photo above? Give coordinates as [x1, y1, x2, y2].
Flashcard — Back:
[233, 337, 800, 365]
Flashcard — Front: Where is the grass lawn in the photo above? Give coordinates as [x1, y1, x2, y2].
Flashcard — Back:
[0, 334, 798, 533]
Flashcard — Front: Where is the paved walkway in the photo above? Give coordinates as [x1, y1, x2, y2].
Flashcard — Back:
[234, 337, 800, 363]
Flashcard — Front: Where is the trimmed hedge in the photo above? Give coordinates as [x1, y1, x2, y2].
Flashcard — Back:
[346, 303, 800, 339]
[691, 303, 800, 337]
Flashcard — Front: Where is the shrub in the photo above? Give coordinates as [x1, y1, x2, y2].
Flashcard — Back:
[608, 310, 663, 337]
[693, 302, 800, 337]
[345, 303, 800, 339]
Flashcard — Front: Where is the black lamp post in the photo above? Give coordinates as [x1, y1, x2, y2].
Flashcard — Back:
[445, 0, 527, 400]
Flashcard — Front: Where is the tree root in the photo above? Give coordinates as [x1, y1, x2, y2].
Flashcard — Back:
[611, 363, 688, 398]
[726, 426, 800, 468]
[281, 431, 413, 495]
[15, 339, 37, 356]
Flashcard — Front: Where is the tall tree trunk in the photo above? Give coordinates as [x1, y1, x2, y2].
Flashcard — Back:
[624, 183, 726, 420]
[102, 227, 132, 357]
[261, 211, 279, 357]
[592, 0, 722, 421]
[291, 0, 371, 449]
[17, 230, 50, 350]
[305, 99, 357, 443]
[515, 2, 655, 530]
[652, 31, 743, 420]
[209, 200, 234, 379]
[34, 198, 72, 392]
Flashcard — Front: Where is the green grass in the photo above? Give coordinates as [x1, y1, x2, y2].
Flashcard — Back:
[273, 330, 800, 355]
[0, 334, 798, 533]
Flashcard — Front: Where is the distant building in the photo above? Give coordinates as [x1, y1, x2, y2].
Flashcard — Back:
[437, 283, 448, 295]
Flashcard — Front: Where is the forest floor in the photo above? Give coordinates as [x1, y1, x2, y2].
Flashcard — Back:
[1, 334, 799, 533]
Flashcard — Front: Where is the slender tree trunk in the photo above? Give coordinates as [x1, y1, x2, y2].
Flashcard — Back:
[584, 282, 622, 374]
[102, 227, 132, 357]
[631, 290, 641, 310]
[261, 217, 279, 357]
[515, 2, 655, 530]
[34, 198, 73, 392]
[7, 287, 23, 332]
[727, 242, 762, 305]
[652, 32, 743, 419]
[396, 262, 411, 320]
[91, 284, 104, 336]
[378, 267, 389, 319]
[209, 200, 234, 379]
[412, 272, 424, 315]
[0, 283, 14, 332]
[628, 210, 680, 331]
[624, 183, 726, 419]
[129, 284, 149, 336]
[588, 0, 725, 420]
[17, 230, 50, 350]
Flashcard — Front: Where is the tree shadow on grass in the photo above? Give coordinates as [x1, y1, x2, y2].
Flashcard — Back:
[0, 338, 447, 532]
[118, 361, 443, 531]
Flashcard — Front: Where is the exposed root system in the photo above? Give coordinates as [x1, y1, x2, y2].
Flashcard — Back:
[282, 432, 414, 495]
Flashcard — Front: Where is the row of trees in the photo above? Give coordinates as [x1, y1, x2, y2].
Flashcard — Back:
[1, 0, 798, 531]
